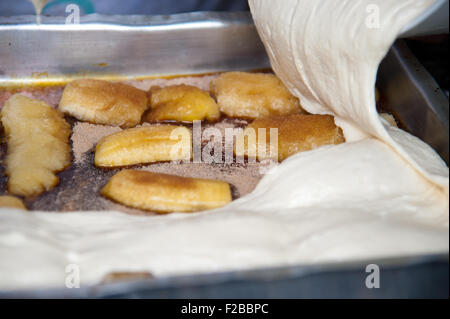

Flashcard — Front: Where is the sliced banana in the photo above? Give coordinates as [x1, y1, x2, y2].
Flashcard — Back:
[95, 125, 192, 167]
[0, 195, 27, 210]
[59, 79, 148, 128]
[1, 94, 71, 197]
[235, 114, 345, 162]
[145, 84, 220, 122]
[211, 72, 304, 119]
[101, 170, 232, 213]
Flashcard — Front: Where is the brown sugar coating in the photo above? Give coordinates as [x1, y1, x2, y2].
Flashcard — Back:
[0, 120, 262, 214]
[238, 114, 345, 162]
[59, 79, 148, 128]
[0, 76, 263, 214]
[0, 74, 349, 214]
[72, 122, 122, 165]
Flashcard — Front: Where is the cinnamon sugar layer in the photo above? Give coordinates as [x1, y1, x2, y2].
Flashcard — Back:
[0, 75, 263, 214]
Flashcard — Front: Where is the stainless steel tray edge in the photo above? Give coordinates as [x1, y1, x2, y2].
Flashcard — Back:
[378, 40, 449, 164]
[0, 12, 270, 84]
[0, 254, 448, 298]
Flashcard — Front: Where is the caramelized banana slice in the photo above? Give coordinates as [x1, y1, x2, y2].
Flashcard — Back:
[1, 94, 71, 197]
[211, 72, 304, 119]
[95, 125, 192, 167]
[145, 85, 220, 122]
[235, 114, 345, 162]
[0, 195, 27, 210]
[101, 170, 232, 213]
[59, 79, 148, 128]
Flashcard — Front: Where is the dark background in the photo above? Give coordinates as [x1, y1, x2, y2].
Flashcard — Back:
[406, 36, 449, 96]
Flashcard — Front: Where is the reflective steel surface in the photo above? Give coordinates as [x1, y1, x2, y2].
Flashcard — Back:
[0, 12, 270, 85]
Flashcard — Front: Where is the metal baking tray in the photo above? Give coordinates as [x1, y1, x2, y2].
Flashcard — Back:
[0, 12, 269, 84]
[0, 12, 448, 298]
